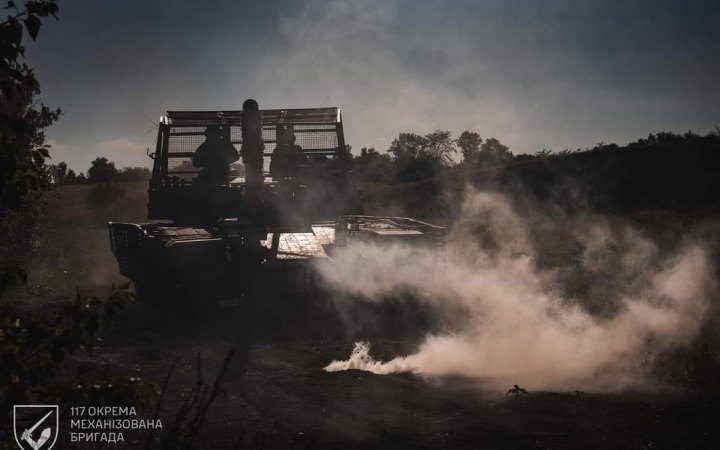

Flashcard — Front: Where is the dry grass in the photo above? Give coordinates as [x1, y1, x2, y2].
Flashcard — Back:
[6, 181, 148, 305]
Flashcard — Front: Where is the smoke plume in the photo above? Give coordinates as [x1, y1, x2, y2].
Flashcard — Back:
[320, 191, 716, 392]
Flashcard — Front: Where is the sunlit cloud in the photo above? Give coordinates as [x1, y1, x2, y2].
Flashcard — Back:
[96, 137, 151, 168]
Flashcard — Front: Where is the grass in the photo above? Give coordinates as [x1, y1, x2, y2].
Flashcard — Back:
[4, 181, 148, 306]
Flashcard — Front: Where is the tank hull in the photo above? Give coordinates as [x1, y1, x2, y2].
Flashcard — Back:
[109, 215, 444, 304]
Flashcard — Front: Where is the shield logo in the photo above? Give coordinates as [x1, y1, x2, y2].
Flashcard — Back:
[13, 405, 59, 450]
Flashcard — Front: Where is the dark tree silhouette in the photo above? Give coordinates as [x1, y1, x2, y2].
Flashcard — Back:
[51, 161, 67, 183]
[353, 147, 394, 183]
[388, 133, 427, 161]
[87, 157, 119, 183]
[0, 0, 60, 207]
[457, 130, 482, 163]
[424, 130, 457, 165]
[478, 137, 512, 165]
[388, 130, 457, 181]
[116, 166, 151, 182]
[335, 143, 353, 167]
[65, 168, 77, 183]
[0, 0, 60, 294]
[49, 160, 78, 184]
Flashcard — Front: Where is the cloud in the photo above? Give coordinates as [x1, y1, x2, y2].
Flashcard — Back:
[247, 0, 720, 154]
[30, 0, 720, 164]
[247, 0, 519, 151]
[42, 137, 152, 173]
[96, 137, 152, 169]
[46, 138, 71, 163]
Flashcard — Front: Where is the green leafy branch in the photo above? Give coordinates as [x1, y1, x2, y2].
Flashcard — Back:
[0, 283, 138, 417]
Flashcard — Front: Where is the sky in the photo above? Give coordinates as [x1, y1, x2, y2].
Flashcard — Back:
[24, 0, 720, 172]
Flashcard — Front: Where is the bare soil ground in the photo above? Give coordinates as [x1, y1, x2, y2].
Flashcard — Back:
[82, 330, 720, 450]
[5, 182, 720, 449]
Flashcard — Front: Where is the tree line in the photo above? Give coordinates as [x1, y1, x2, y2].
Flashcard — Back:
[49, 127, 719, 187]
[343, 128, 720, 184]
[48, 157, 151, 184]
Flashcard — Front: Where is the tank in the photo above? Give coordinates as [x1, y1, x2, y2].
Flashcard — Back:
[108, 101, 444, 309]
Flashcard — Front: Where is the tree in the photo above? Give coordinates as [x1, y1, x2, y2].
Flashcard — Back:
[423, 130, 457, 166]
[387, 133, 427, 162]
[48, 161, 78, 184]
[387, 130, 457, 182]
[116, 166, 151, 182]
[388, 133, 431, 182]
[87, 157, 118, 183]
[388, 131, 457, 165]
[358, 146, 379, 161]
[0, 0, 60, 208]
[0, 5, 148, 418]
[335, 143, 353, 165]
[65, 168, 77, 183]
[478, 137, 512, 165]
[353, 147, 394, 183]
[1, 0, 61, 294]
[457, 131, 482, 163]
[49, 161, 67, 183]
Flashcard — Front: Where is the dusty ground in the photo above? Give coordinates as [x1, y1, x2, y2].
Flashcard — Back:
[63, 326, 720, 450]
[6, 182, 720, 449]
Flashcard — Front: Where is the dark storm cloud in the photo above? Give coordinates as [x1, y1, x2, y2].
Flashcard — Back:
[25, 0, 720, 171]
[384, 0, 720, 139]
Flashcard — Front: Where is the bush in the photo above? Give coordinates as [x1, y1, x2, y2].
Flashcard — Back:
[0, 284, 150, 418]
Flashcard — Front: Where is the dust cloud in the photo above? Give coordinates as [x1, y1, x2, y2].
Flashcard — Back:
[320, 191, 716, 392]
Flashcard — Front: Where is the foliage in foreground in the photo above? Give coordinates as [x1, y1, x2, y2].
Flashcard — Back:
[0, 284, 151, 418]
[148, 352, 235, 450]
[0, 0, 61, 296]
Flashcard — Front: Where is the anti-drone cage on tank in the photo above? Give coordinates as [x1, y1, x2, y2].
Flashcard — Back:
[151, 108, 345, 182]
[147, 107, 346, 221]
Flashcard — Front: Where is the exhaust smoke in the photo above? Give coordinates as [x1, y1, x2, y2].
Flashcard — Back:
[320, 191, 716, 392]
